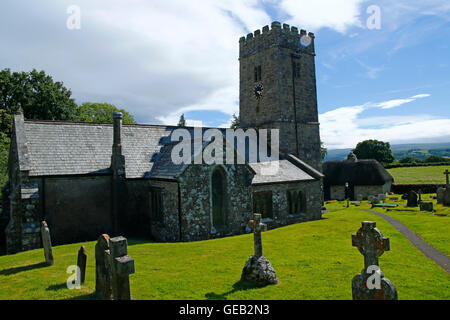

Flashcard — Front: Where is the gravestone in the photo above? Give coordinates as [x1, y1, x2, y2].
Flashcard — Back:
[40, 221, 54, 266]
[444, 189, 450, 207]
[77, 246, 87, 284]
[407, 191, 418, 207]
[377, 194, 386, 202]
[109, 236, 135, 300]
[443, 170, 450, 207]
[369, 195, 379, 205]
[351, 221, 397, 300]
[95, 234, 112, 300]
[420, 202, 433, 212]
[241, 213, 278, 285]
[437, 187, 445, 204]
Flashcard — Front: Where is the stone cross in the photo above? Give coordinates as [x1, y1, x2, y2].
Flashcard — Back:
[352, 221, 389, 269]
[95, 234, 112, 300]
[444, 169, 449, 186]
[109, 236, 135, 300]
[418, 189, 423, 202]
[77, 246, 87, 285]
[248, 213, 267, 257]
[351, 221, 397, 300]
[40, 221, 54, 266]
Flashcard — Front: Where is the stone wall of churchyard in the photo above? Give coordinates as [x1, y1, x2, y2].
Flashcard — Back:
[44, 176, 113, 245]
[392, 184, 446, 194]
[148, 180, 180, 242]
[252, 180, 322, 229]
[178, 164, 254, 242]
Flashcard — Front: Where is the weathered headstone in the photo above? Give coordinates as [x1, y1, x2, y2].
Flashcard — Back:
[420, 202, 434, 212]
[351, 221, 397, 300]
[77, 246, 87, 284]
[40, 221, 54, 266]
[437, 187, 445, 204]
[378, 194, 386, 202]
[444, 188, 450, 207]
[241, 213, 278, 285]
[369, 195, 379, 205]
[407, 191, 418, 207]
[95, 234, 112, 300]
[109, 236, 135, 300]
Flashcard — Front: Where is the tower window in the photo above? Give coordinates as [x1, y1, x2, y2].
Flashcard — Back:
[293, 62, 301, 78]
[254, 65, 262, 82]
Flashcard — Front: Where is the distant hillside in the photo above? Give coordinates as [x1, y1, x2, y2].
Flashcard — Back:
[325, 142, 450, 161]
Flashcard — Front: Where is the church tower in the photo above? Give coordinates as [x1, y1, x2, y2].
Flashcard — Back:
[239, 21, 322, 171]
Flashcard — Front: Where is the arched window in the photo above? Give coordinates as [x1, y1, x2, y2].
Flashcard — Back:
[287, 190, 306, 214]
[211, 167, 227, 228]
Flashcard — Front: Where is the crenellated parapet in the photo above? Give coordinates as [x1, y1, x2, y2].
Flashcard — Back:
[239, 21, 315, 59]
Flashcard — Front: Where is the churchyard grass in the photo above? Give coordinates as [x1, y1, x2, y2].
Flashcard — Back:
[387, 165, 450, 184]
[325, 195, 450, 255]
[0, 209, 449, 300]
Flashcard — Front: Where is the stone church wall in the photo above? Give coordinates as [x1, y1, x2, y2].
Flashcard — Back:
[44, 176, 113, 245]
[148, 180, 180, 242]
[122, 179, 151, 238]
[178, 164, 254, 242]
[252, 180, 322, 228]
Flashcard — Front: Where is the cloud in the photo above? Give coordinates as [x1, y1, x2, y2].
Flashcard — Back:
[374, 93, 430, 109]
[0, 0, 269, 125]
[319, 93, 450, 149]
[279, 0, 367, 33]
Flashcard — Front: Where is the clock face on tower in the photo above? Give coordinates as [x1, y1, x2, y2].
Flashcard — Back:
[254, 83, 264, 99]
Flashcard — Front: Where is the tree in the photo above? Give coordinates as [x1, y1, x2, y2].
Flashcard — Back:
[320, 141, 327, 161]
[353, 139, 395, 164]
[230, 113, 240, 129]
[76, 102, 136, 124]
[0, 68, 78, 124]
[399, 156, 423, 164]
[177, 113, 186, 127]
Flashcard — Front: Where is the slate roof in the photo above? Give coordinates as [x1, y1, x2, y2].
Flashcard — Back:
[323, 159, 394, 187]
[22, 120, 173, 178]
[17, 117, 322, 184]
[250, 160, 315, 185]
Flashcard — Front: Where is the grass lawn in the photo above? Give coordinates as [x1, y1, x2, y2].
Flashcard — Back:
[387, 165, 450, 184]
[325, 195, 450, 255]
[0, 209, 449, 300]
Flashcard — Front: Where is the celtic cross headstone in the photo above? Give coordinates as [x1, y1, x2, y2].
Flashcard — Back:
[351, 221, 397, 300]
[241, 213, 278, 285]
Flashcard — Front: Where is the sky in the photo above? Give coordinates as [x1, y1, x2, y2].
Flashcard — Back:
[1, 0, 450, 149]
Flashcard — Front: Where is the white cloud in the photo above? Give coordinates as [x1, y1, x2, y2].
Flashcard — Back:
[279, 0, 367, 33]
[374, 93, 430, 109]
[319, 93, 450, 149]
[0, 0, 269, 125]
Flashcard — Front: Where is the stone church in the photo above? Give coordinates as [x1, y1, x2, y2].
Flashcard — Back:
[1, 21, 324, 254]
